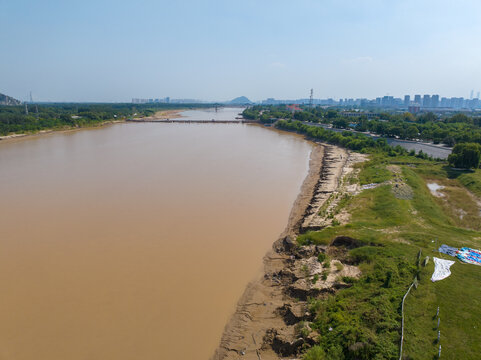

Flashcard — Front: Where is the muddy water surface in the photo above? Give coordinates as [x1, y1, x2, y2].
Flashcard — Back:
[0, 117, 312, 359]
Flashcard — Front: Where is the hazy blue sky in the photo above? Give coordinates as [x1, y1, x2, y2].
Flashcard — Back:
[1, 0, 481, 102]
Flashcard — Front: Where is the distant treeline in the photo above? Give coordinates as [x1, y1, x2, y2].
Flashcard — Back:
[276, 120, 481, 168]
[0, 103, 211, 135]
[243, 106, 481, 146]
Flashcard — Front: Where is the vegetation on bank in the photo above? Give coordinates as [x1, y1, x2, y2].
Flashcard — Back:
[275, 119, 438, 160]
[268, 112, 481, 358]
[296, 154, 481, 359]
[243, 106, 481, 147]
[448, 143, 481, 169]
[0, 103, 211, 136]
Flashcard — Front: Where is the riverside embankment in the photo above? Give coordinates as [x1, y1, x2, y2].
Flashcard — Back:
[213, 137, 366, 360]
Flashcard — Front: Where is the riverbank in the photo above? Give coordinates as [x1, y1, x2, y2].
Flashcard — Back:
[0, 107, 190, 144]
[0, 119, 126, 144]
[213, 141, 367, 360]
[0, 109, 187, 144]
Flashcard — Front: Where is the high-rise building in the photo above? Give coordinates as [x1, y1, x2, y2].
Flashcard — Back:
[381, 96, 394, 106]
[404, 95, 410, 106]
[422, 94, 431, 107]
[451, 97, 464, 108]
[414, 95, 421, 105]
[431, 95, 439, 108]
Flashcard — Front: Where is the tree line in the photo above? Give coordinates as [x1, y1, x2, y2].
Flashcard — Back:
[243, 106, 481, 147]
[0, 103, 210, 136]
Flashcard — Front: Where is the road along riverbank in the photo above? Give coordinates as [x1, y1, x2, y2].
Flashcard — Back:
[213, 140, 367, 360]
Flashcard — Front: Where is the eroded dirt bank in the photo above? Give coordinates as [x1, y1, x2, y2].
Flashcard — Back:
[212, 144, 366, 360]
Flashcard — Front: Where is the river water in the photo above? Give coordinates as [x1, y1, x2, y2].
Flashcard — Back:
[0, 110, 312, 359]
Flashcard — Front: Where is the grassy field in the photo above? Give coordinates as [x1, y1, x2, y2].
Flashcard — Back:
[299, 155, 481, 359]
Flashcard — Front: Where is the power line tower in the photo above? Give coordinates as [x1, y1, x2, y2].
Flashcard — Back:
[29, 91, 33, 103]
[25, 103, 29, 115]
[309, 88, 313, 108]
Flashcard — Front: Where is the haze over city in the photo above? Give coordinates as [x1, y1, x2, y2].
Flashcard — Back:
[2, 0, 481, 102]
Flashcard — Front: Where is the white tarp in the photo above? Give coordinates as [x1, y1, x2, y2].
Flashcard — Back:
[431, 257, 455, 282]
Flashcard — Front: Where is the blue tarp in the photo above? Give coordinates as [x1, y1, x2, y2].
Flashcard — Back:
[438, 244, 458, 257]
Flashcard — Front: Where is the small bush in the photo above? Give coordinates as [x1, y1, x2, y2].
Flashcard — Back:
[317, 253, 327, 263]
[341, 276, 357, 284]
[303, 345, 326, 360]
[321, 270, 329, 281]
[335, 262, 344, 271]
[302, 264, 310, 277]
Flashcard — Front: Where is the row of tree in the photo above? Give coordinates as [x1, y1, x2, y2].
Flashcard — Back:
[274, 120, 432, 159]
[0, 103, 209, 135]
[243, 106, 481, 147]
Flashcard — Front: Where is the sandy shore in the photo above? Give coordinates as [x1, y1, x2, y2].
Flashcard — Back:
[140, 109, 185, 121]
[211, 137, 369, 360]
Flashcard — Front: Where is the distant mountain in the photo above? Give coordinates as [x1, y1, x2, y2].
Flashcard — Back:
[228, 96, 253, 105]
[0, 93, 21, 106]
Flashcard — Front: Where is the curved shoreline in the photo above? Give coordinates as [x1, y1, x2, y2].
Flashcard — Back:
[212, 138, 357, 360]
[212, 143, 325, 360]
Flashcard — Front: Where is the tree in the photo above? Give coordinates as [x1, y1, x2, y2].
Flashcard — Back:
[417, 112, 437, 123]
[402, 112, 415, 122]
[326, 109, 338, 119]
[448, 113, 472, 124]
[405, 125, 419, 139]
[443, 136, 455, 147]
[448, 143, 481, 169]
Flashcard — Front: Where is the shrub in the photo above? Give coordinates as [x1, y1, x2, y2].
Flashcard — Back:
[448, 143, 481, 169]
[317, 253, 327, 263]
[303, 346, 326, 360]
[321, 270, 329, 281]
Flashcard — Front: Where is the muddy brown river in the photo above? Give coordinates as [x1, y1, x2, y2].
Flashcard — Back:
[0, 110, 313, 359]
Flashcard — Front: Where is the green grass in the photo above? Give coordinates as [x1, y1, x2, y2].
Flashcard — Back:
[297, 155, 481, 359]
[357, 156, 392, 185]
[458, 170, 481, 197]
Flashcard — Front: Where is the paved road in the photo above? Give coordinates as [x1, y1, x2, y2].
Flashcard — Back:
[300, 122, 452, 159]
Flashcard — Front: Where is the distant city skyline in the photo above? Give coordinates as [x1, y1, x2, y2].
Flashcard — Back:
[1, 0, 481, 102]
